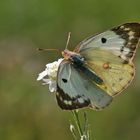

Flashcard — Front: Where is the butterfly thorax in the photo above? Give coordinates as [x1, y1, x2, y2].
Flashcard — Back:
[62, 49, 85, 66]
[62, 49, 104, 85]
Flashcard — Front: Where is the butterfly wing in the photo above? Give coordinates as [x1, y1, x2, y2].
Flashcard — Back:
[74, 23, 140, 96]
[56, 60, 112, 110]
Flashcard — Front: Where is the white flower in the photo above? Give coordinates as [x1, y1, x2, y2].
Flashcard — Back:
[37, 58, 63, 92]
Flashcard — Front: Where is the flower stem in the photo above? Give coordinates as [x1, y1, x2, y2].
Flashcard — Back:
[70, 110, 91, 140]
[72, 110, 83, 136]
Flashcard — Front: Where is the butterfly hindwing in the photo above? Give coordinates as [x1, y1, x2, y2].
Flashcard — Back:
[56, 60, 112, 110]
[74, 23, 140, 96]
[80, 50, 134, 96]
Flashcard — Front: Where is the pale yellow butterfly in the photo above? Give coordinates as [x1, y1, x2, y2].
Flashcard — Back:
[56, 23, 140, 110]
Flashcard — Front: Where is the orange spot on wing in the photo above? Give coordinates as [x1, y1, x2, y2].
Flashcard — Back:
[103, 62, 110, 69]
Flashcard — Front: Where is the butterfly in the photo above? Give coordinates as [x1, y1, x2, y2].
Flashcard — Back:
[56, 23, 140, 110]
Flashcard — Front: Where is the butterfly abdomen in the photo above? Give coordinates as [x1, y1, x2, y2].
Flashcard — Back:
[71, 54, 85, 66]
[70, 54, 104, 85]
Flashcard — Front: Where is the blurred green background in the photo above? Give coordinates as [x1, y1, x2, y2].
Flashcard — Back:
[0, 0, 140, 140]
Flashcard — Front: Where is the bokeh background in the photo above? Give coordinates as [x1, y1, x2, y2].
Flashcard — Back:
[0, 0, 140, 140]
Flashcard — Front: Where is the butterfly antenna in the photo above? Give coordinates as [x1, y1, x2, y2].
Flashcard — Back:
[65, 32, 71, 50]
[36, 48, 60, 53]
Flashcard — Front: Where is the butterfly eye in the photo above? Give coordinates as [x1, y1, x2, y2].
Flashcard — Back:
[62, 78, 68, 83]
[101, 37, 107, 43]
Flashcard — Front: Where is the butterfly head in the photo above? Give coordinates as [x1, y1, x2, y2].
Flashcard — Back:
[62, 49, 77, 60]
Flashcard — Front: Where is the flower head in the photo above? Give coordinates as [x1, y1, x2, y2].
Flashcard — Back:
[37, 58, 63, 92]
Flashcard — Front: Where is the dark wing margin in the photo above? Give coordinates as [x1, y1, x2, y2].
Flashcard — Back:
[56, 85, 91, 110]
[111, 22, 140, 61]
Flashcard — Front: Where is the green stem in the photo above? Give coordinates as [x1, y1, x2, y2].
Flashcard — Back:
[72, 110, 83, 136]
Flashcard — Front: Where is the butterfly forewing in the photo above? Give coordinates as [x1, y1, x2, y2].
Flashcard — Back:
[56, 60, 112, 110]
[75, 23, 140, 62]
[74, 23, 140, 96]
